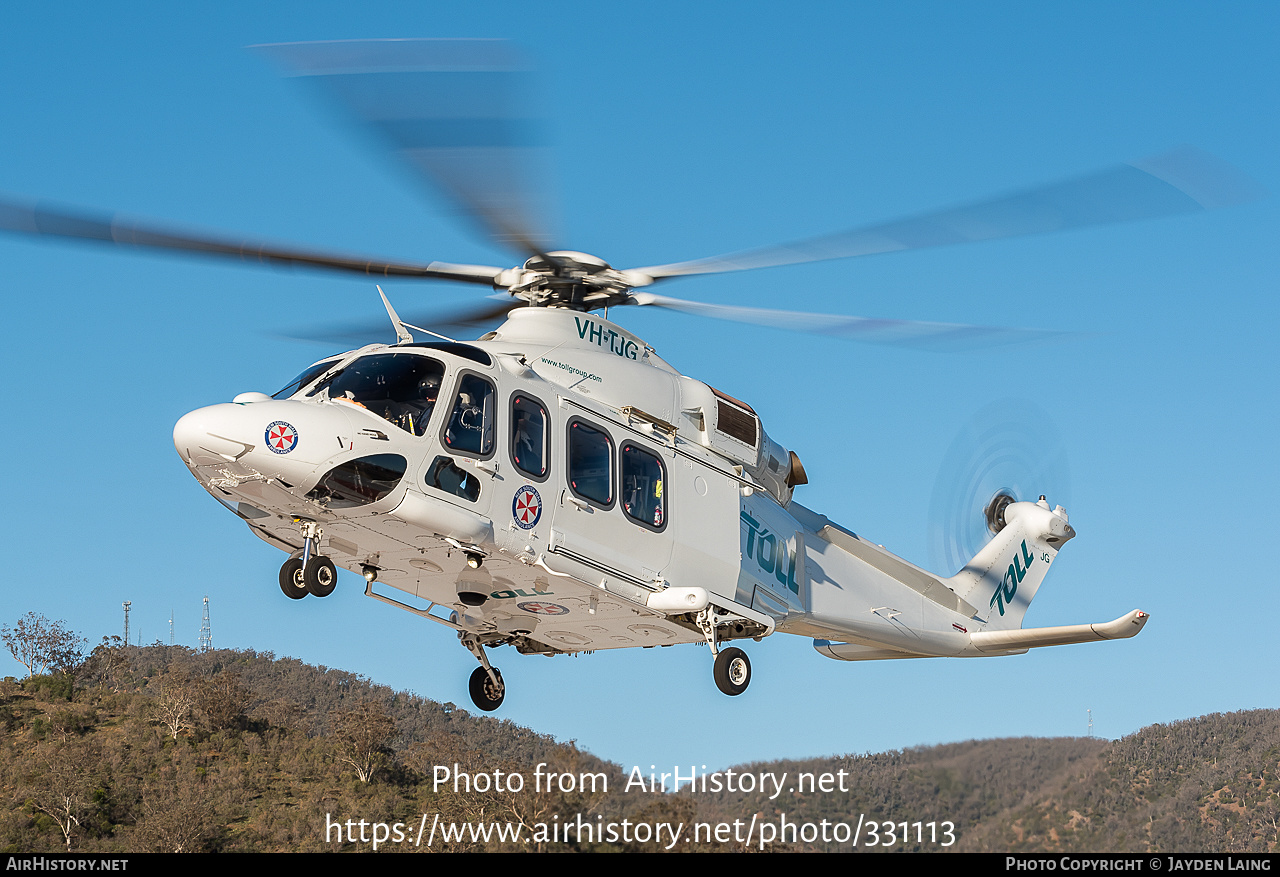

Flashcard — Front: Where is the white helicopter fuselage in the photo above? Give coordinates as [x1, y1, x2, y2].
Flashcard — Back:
[173, 307, 1147, 704]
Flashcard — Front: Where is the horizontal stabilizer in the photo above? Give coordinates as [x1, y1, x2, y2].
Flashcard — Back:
[970, 609, 1149, 652]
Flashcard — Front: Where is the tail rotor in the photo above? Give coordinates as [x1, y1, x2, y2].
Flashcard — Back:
[927, 400, 1070, 576]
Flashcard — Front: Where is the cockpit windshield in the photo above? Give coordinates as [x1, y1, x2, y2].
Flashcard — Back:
[272, 358, 340, 400]
[307, 353, 445, 437]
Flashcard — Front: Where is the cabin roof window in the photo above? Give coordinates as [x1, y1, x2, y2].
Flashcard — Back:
[404, 341, 492, 367]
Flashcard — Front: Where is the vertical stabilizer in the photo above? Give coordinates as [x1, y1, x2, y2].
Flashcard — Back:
[946, 498, 1074, 630]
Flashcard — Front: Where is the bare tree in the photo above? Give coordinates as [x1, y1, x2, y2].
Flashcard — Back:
[332, 700, 395, 783]
[136, 771, 219, 853]
[151, 673, 196, 741]
[1, 613, 85, 679]
[21, 741, 99, 850]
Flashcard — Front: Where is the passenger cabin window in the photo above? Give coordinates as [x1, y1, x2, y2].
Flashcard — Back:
[444, 374, 495, 457]
[621, 443, 666, 530]
[568, 420, 613, 507]
[306, 353, 444, 437]
[511, 395, 548, 479]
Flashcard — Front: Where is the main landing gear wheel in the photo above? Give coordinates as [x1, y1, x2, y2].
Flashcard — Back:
[713, 647, 751, 696]
[304, 556, 337, 597]
[469, 667, 505, 712]
[279, 558, 307, 600]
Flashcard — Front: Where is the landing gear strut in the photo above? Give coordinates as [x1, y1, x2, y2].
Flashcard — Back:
[279, 520, 338, 599]
[461, 634, 505, 711]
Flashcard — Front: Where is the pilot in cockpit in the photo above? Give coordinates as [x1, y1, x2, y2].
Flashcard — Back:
[401, 372, 441, 436]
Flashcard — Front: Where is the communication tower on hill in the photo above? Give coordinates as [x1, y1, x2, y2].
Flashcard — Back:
[199, 596, 212, 653]
[122, 601, 131, 646]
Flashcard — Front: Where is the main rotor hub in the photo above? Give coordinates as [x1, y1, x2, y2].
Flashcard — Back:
[513, 250, 633, 311]
[523, 251, 612, 275]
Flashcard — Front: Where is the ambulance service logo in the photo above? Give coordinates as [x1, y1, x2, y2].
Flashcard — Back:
[512, 485, 542, 529]
[265, 421, 299, 454]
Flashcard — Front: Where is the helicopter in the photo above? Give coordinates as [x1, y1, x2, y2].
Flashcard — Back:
[2, 39, 1255, 712]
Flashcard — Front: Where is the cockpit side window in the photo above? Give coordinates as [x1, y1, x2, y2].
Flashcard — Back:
[511, 394, 548, 480]
[443, 373, 496, 458]
[307, 353, 445, 437]
[272, 358, 340, 400]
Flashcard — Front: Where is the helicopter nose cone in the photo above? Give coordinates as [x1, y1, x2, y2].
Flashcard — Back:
[174, 405, 258, 466]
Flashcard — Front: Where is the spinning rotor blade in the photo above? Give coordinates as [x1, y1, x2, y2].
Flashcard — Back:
[257, 39, 556, 259]
[0, 196, 506, 285]
[627, 292, 1071, 351]
[289, 294, 522, 347]
[927, 400, 1070, 577]
[632, 148, 1263, 281]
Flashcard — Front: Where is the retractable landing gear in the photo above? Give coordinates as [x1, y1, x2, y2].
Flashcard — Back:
[279, 520, 338, 599]
[697, 606, 752, 696]
[714, 647, 751, 696]
[461, 635, 506, 711]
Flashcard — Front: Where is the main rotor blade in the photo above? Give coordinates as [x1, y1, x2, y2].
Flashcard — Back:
[631, 148, 1263, 281]
[0, 196, 506, 285]
[257, 39, 556, 259]
[627, 292, 1071, 351]
[288, 294, 522, 347]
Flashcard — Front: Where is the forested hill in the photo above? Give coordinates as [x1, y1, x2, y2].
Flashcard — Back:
[1, 642, 1277, 852]
[693, 711, 1280, 851]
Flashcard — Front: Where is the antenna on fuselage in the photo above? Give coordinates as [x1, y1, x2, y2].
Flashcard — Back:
[377, 285, 460, 343]
[377, 285, 415, 344]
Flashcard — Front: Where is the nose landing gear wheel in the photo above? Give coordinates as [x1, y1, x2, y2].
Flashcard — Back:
[304, 556, 337, 597]
[468, 666, 505, 712]
[279, 558, 307, 600]
[714, 647, 751, 696]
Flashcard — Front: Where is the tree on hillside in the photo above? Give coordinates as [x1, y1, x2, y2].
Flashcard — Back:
[193, 672, 252, 731]
[20, 741, 101, 850]
[332, 700, 396, 783]
[2, 613, 85, 679]
[79, 636, 129, 690]
[150, 672, 196, 741]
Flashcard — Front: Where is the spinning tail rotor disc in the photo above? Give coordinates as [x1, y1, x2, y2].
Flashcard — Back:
[927, 400, 1070, 577]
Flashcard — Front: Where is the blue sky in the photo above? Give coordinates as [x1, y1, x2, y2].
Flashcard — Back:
[1, 1, 1277, 778]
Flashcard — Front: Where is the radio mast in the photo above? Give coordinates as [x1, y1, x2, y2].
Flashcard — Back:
[199, 596, 212, 653]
